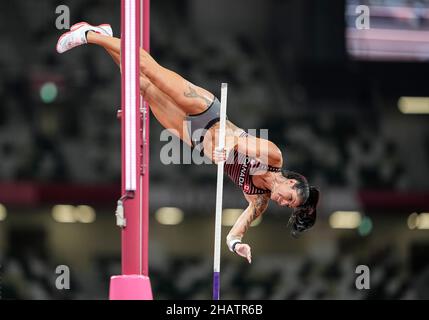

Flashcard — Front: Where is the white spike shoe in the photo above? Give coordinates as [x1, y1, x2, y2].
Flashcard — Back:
[56, 22, 113, 54]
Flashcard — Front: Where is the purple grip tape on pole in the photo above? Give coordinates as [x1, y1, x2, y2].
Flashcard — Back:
[213, 272, 220, 300]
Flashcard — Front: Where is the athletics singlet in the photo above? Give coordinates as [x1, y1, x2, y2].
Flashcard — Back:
[224, 149, 282, 195]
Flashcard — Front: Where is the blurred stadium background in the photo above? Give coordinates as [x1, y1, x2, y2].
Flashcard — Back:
[1, 0, 429, 299]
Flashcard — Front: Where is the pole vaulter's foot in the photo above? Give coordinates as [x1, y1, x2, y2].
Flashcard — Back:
[56, 22, 113, 54]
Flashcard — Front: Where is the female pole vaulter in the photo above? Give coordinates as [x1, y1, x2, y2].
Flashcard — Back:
[56, 22, 320, 264]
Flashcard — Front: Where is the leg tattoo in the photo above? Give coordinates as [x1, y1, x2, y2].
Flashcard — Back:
[184, 85, 213, 108]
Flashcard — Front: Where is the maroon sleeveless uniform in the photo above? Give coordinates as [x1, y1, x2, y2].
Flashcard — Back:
[224, 149, 282, 195]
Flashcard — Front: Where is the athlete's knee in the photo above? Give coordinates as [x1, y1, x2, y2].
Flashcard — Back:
[139, 51, 158, 74]
[140, 76, 152, 97]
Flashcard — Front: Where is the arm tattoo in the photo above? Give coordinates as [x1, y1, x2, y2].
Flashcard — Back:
[254, 195, 269, 217]
[184, 85, 212, 107]
[244, 196, 269, 233]
[227, 195, 269, 242]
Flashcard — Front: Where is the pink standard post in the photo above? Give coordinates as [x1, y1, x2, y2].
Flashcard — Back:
[109, 0, 152, 300]
[142, 0, 151, 279]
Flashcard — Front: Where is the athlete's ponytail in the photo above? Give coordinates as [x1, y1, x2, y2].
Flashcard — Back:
[288, 186, 320, 238]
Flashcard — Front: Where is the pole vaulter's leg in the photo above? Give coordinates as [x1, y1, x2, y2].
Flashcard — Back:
[109, 0, 153, 300]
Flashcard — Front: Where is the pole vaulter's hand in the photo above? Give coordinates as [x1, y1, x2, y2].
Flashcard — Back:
[213, 147, 227, 164]
[235, 243, 252, 264]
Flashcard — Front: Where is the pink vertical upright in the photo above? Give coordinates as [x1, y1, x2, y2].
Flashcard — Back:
[141, 0, 151, 280]
[109, 0, 152, 300]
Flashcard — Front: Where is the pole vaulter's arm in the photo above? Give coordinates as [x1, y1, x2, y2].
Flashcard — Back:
[226, 194, 269, 263]
[230, 136, 283, 167]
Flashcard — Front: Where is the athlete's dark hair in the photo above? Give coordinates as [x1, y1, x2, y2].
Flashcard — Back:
[282, 171, 320, 238]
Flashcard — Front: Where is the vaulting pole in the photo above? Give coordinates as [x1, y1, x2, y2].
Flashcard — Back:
[213, 83, 228, 300]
